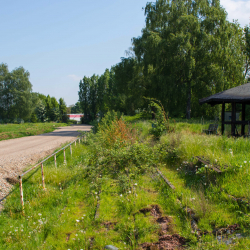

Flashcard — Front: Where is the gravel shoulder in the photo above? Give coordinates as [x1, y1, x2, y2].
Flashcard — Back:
[0, 124, 91, 209]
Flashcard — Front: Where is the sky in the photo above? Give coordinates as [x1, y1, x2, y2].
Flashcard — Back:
[1, 0, 250, 106]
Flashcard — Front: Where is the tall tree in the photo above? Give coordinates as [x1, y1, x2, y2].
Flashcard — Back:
[59, 98, 68, 122]
[133, 0, 244, 119]
[0, 64, 34, 120]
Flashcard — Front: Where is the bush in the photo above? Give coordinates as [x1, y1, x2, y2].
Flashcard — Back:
[67, 119, 77, 125]
[146, 98, 173, 139]
[12, 118, 24, 124]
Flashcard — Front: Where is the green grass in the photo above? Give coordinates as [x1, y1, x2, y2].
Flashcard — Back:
[2, 117, 250, 249]
[0, 123, 68, 141]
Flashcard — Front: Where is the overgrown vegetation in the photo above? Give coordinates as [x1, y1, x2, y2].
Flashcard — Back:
[1, 111, 250, 249]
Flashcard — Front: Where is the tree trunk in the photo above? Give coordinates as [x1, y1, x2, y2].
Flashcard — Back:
[186, 81, 191, 119]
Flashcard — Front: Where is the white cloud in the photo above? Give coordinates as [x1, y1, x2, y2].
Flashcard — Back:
[221, 0, 250, 27]
[68, 74, 82, 81]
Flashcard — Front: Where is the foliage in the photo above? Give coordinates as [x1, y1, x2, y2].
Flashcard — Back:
[0, 63, 36, 121]
[3, 118, 250, 248]
[146, 98, 172, 139]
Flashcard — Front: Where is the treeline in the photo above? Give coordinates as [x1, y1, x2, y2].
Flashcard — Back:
[0, 63, 67, 123]
[79, 0, 250, 121]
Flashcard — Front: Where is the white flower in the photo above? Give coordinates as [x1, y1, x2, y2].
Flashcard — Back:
[95, 192, 97, 195]
[120, 194, 123, 197]
[244, 161, 247, 163]
[205, 165, 208, 168]
[75, 234, 78, 236]
[134, 183, 137, 186]
[240, 165, 242, 168]
[38, 213, 42, 216]
[76, 220, 80, 222]
[215, 159, 217, 162]
[128, 191, 131, 194]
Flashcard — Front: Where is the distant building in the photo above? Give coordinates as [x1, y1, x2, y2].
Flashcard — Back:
[67, 114, 83, 123]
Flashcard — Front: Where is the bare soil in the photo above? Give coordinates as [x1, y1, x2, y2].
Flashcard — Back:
[0, 124, 91, 210]
[140, 205, 187, 250]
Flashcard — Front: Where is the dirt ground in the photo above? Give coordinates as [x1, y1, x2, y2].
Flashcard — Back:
[0, 124, 91, 210]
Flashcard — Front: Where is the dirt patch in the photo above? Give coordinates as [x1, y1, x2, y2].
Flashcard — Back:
[102, 221, 117, 230]
[212, 224, 240, 235]
[141, 234, 186, 250]
[139, 205, 186, 249]
[66, 233, 71, 242]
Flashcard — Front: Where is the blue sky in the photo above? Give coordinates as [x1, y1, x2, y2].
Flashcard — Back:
[1, 0, 250, 106]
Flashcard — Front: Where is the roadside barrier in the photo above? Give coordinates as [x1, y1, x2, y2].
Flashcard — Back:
[19, 135, 86, 210]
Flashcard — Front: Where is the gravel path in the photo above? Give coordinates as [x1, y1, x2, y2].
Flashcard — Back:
[0, 124, 91, 210]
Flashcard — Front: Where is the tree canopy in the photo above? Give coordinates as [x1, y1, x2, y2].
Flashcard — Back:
[78, 0, 246, 121]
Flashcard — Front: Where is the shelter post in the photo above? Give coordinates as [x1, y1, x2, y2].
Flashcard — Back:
[221, 102, 225, 135]
[231, 102, 236, 136]
[241, 103, 246, 136]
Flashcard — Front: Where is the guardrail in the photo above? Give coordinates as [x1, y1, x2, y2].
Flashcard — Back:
[19, 135, 86, 210]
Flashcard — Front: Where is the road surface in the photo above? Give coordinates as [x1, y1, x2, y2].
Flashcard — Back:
[0, 124, 91, 209]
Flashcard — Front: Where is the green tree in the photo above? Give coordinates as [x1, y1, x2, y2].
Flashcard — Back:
[244, 25, 250, 80]
[133, 0, 244, 119]
[59, 98, 67, 122]
[71, 102, 82, 113]
[0, 64, 34, 121]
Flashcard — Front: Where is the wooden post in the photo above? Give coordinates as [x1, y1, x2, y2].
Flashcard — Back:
[64, 149, 66, 163]
[241, 103, 246, 136]
[54, 154, 57, 168]
[19, 176, 24, 210]
[231, 102, 236, 136]
[70, 144, 72, 156]
[41, 163, 45, 190]
[75, 140, 76, 146]
[221, 102, 225, 135]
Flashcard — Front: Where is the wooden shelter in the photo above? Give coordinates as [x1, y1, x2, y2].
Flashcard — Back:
[199, 83, 250, 136]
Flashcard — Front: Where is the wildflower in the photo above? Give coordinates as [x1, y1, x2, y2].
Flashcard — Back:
[240, 165, 242, 168]
[76, 220, 80, 222]
[95, 192, 97, 195]
[75, 234, 78, 236]
[205, 165, 208, 168]
[83, 214, 86, 216]
[128, 191, 131, 194]
[215, 159, 217, 162]
[38, 213, 42, 216]
[120, 194, 123, 197]
[177, 168, 179, 171]
[244, 161, 247, 164]
[204, 183, 207, 185]
[134, 183, 137, 186]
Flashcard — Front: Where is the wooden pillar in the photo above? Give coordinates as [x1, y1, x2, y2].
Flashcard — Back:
[221, 102, 225, 135]
[241, 103, 246, 136]
[231, 102, 236, 136]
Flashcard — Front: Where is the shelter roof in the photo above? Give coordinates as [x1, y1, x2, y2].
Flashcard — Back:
[199, 82, 250, 105]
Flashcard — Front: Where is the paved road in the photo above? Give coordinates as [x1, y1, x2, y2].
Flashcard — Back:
[0, 124, 91, 208]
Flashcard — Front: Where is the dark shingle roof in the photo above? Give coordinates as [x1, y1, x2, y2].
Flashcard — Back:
[199, 83, 250, 105]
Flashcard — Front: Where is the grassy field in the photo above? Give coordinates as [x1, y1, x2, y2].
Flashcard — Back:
[0, 123, 68, 141]
[1, 116, 250, 249]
